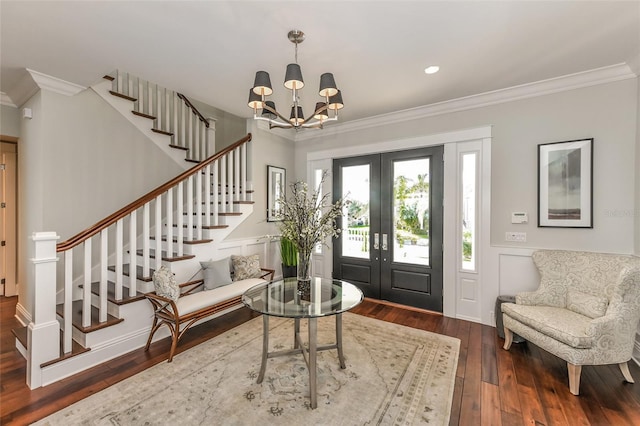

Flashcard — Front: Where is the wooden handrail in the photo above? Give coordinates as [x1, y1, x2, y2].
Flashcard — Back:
[56, 133, 252, 252]
[177, 93, 209, 128]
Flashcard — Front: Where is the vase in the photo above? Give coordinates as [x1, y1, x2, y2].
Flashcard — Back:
[296, 251, 312, 301]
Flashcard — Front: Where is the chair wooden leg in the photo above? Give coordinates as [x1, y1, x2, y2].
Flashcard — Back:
[568, 363, 582, 395]
[167, 324, 179, 363]
[503, 327, 513, 350]
[619, 362, 635, 383]
[144, 318, 160, 351]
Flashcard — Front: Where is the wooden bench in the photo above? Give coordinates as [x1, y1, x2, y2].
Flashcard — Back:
[144, 268, 275, 361]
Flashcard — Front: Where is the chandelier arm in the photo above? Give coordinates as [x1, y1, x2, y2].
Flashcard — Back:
[253, 114, 294, 129]
[300, 116, 337, 129]
[263, 102, 293, 124]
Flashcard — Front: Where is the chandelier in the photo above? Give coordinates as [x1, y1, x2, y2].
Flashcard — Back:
[247, 30, 344, 130]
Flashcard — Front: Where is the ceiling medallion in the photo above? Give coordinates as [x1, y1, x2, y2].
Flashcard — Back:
[248, 29, 344, 130]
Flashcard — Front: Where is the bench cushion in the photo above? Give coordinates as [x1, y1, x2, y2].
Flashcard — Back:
[502, 303, 593, 349]
[176, 278, 266, 315]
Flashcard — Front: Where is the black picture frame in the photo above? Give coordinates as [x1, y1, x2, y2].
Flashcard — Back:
[537, 138, 593, 228]
[267, 165, 286, 222]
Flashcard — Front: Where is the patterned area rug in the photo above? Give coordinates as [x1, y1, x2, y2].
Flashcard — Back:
[35, 313, 460, 425]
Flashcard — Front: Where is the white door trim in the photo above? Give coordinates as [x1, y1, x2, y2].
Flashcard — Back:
[305, 126, 492, 322]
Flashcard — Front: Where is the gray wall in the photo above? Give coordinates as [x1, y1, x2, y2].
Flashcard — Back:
[1, 104, 20, 137]
[295, 78, 638, 254]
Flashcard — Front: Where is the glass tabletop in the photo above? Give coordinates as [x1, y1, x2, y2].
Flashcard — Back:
[242, 277, 364, 319]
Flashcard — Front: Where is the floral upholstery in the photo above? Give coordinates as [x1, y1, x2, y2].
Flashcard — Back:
[501, 250, 640, 394]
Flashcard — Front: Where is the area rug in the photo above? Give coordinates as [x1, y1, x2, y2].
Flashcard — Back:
[35, 313, 460, 425]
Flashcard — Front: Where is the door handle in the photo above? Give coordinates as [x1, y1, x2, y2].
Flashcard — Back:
[374, 233, 379, 250]
[382, 233, 388, 251]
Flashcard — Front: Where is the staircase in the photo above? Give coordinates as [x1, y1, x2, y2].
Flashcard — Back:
[13, 73, 256, 389]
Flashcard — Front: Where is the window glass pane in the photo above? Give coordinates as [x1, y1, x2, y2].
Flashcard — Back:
[341, 165, 370, 259]
[393, 158, 430, 265]
[462, 153, 477, 271]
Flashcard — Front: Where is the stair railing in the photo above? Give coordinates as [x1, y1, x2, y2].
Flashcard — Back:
[108, 70, 211, 162]
[46, 133, 251, 359]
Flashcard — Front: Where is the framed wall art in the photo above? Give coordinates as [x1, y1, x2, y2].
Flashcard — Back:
[267, 165, 286, 222]
[538, 138, 593, 228]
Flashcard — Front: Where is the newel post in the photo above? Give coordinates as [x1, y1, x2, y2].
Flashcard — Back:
[27, 231, 61, 389]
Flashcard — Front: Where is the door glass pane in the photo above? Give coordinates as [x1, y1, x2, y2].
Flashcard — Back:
[393, 158, 430, 265]
[462, 153, 477, 271]
[341, 165, 370, 259]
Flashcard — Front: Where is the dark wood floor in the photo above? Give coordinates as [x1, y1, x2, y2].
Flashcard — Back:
[1, 295, 640, 425]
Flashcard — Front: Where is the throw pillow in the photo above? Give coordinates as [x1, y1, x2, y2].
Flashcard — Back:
[231, 254, 262, 281]
[152, 265, 179, 302]
[566, 290, 609, 319]
[201, 257, 233, 290]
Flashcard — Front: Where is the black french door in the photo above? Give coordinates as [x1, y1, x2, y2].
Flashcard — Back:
[332, 146, 444, 311]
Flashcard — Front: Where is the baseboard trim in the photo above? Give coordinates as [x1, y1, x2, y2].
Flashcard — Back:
[15, 302, 31, 326]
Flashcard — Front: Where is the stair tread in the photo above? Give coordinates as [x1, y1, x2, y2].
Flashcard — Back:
[132, 110, 156, 120]
[107, 264, 154, 281]
[174, 224, 229, 229]
[11, 326, 28, 349]
[88, 281, 145, 305]
[184, 212, 243, 216]
[134, 249, 195, 262]
[150, 236, 213, 245]
[41, 331, 91, 368]
[152, 128, 173, 136]
[185, 159, 200, 164]
[169, 144, 189, 151]
[56, 301, 124, 333]
[103, 75, 115, 81]
[109, 90, 137, 102]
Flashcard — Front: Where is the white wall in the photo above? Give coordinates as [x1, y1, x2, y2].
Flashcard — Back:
[1, 104, 20, 137]
[188, 98, 246, 151]
[296, 79, 638, 254]
[18, 87, 184, 317]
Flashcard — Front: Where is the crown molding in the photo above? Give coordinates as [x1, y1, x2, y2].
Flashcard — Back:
[5, 69, 86, 107]
[0, 92, 16, 107]
[27, 69, 86, 96]
[295, 63, 636, 142]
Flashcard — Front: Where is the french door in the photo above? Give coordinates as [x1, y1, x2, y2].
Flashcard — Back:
[332, 146, 444, 311]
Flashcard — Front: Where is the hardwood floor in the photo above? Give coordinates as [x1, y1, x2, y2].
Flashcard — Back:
[2, 295, 640, 425]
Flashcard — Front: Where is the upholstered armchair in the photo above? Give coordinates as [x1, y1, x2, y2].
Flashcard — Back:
[501, 250, 640, 395]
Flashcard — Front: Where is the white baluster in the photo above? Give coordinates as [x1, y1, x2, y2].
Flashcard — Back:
[227, 153, 233, 210]
[177, 100, 183, 149]
[204, 164, 211, 226]
[213, 161, 219, 226]
[196, 170, 203, 240]
[144, 80, 149, 115]
[187, 176, 194, 241]
[177, 182, 184, 255]
[83, 239, 92, 328]
[115, 219, 123, 300]
[155, 195, 163, 272]
[116, 70, 121, 93]
[162, 87, 167, 131]
[170, 91, 175, 135]
[241, 143, 247, 201]
[129, 210, 137, 295]
[123, 72, 129, 96]
[142, 203, 150, 279]
[133, 76, 139, 112]
[100, 229, 108, 323]
[153, 84, 159, 126]
[63, 250, 73, 354]
[166, 188, 174, 259]
[234, 147, 240, 203]
[220, 155, 227, 214]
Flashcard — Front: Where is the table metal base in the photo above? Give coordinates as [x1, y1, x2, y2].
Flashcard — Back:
[256, 313, 345, 409]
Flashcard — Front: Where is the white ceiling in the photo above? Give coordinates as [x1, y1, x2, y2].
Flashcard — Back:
[1, 1, 639, 124]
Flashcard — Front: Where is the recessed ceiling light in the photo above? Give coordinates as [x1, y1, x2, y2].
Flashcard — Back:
[424, 66, 440, 74]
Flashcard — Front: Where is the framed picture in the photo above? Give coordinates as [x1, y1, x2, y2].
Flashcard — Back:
[267, 165, 286, 222]
[538, 138, 593, 228]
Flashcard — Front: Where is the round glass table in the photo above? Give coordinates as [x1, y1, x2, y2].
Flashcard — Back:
[242, 277, 363, 409]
